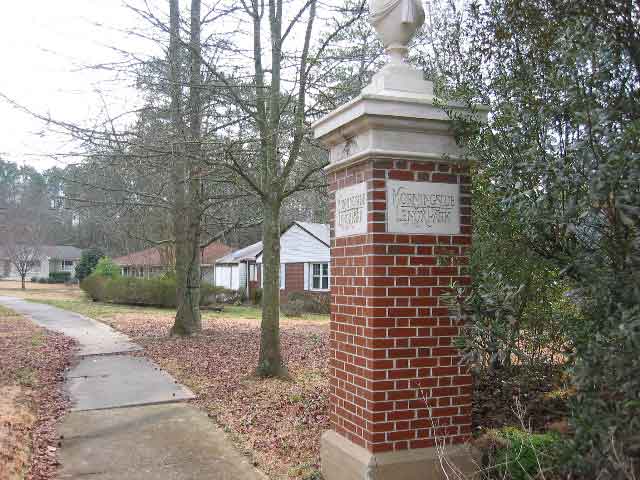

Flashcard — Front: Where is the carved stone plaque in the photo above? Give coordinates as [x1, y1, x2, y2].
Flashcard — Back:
[387, 180, 460, 234]
[335, 182, 368, 238]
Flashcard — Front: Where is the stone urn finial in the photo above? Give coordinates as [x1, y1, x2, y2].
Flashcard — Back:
[369, 0, 425, 64]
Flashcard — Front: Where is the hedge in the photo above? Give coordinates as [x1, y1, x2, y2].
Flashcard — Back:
[80, 274, 231, 308]
[287, 291, 330, 314]
[49, 272, 72, 283]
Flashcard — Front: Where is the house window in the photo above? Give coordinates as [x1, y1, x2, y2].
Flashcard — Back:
[249, 264, 257, 282]
[311, 263, 329, 291]
[62, 260, 74, 271]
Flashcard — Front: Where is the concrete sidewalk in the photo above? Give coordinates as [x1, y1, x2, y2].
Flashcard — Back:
[0, 297, 264, 480]
[0, 296, 140, 356]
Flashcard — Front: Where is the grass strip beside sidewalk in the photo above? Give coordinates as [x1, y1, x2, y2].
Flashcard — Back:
[0, 305, 76, 480]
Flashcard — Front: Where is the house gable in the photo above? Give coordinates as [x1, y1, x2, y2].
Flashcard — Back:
[256, 223, 329, 264]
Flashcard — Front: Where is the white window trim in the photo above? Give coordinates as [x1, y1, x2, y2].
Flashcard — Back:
[309, 262, 330, 292]
[62, 259, 74, 272]
[280, 263, 285, 290]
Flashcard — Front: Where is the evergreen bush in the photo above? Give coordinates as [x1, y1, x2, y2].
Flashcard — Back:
[75, 248, 104, 281]
[424, 0, 640, 474]
[286, 291, 330, 314]
[80, 273, 228, 308]
[49, 271, 71, 283]
[281, 299, 306, 317]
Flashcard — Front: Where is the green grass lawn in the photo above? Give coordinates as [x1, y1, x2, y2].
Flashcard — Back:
[24, 297, 328, 323]
[30, 298, 168, 320]
[0, 305, 18, 316]
[0, 281, 328, 323]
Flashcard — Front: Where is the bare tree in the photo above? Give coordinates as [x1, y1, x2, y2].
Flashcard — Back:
[2, 223, 42, 289]
[201, 0, 367, 377]
[2, 0, 258, 334]
[0, 0, 367, 355]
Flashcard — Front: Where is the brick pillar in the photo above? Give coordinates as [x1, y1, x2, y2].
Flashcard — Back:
[313, 68, 486, 479]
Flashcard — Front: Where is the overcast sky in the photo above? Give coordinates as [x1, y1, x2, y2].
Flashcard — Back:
[0, 0, 361, 172]
[0, 1, 161, 171]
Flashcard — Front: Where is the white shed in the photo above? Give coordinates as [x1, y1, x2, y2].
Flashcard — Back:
[214, 241, 262, 291]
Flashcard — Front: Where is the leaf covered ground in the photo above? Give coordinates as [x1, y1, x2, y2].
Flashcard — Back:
[98, 311, 329, 479]
[0, 305, 76, 480]
[0, 284, 570, 479]
[99, 313, 569, 478]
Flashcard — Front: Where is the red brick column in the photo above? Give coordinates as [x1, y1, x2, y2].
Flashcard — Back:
[327, 157, 472, 455]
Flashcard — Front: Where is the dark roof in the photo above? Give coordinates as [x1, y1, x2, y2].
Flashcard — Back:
[113, 247, 163, 267]
[40, 245, 83, 259]
[0, 245, 81, 259]
[201, 242, 234, 264]
[114, 242, 232, 267]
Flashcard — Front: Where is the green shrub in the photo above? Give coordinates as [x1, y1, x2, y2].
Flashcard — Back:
[281, 299, 306, 317]
[80, 274, 227, 308]
[49, 271, 71, 283]
[213, 289, 240, 304]
[93, 257, 120, 278]
[30, 277, 37, 282]
[37, 277, 47, 284]
[286, 291, 330, 314]
[159, 270, 176, 281]
[490, 427, 563, 480]
[75, 248, 104, 281]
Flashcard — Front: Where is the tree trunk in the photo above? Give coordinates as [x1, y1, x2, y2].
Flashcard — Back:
[172, 219, 201, 335]
[21, 274, 25, 290]
[171, 0, 203, 336]
[256, 199, 286, 377]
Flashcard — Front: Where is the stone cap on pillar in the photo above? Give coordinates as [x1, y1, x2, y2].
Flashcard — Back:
[312, 0, 488, 173]
[314, 94, 488, 173]
[312, 80, 488, 173]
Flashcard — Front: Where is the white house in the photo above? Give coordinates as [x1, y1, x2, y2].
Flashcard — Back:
[214, 222, 331, 300]
[213, 241, 263, 291]
[0, 245, 82, 280]
[256, 222, 330, 299]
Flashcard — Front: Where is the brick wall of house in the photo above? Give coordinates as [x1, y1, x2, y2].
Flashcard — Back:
[283, 263, 305, 297]
[280, 263, 330, 303]
[327, 158, 472, 454]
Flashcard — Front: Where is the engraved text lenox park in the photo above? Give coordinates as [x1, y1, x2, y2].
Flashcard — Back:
[387, 180, 461, 235]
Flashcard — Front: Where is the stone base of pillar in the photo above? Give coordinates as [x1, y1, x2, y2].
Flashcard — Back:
[321, 431, 478, 480]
